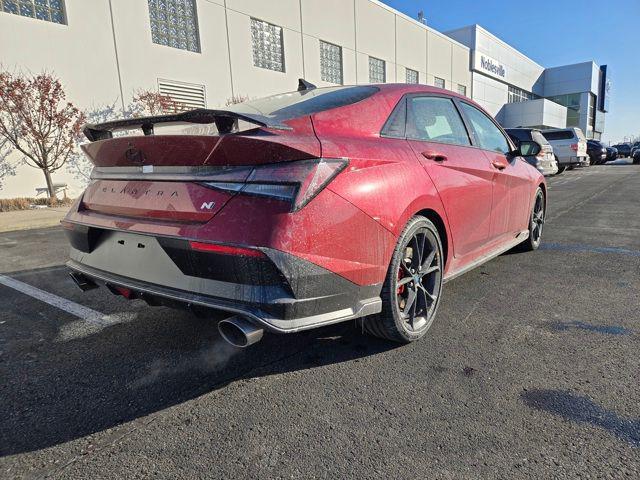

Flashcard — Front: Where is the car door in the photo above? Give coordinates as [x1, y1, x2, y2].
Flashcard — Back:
[457, 101, 531, 239]
[403, 94, 495, 259]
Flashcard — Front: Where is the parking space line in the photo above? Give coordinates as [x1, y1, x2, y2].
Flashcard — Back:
[0, 274, 114, 326]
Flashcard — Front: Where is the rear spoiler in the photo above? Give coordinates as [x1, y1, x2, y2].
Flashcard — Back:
[83, 108, 287, 142]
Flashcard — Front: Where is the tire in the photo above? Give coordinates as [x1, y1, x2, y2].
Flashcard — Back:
[518, 187, 545, 252]
[363, 216, 444, 343]
[556, 157, 566, 174]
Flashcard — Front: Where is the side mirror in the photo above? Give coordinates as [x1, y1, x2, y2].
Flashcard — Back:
[513, 140, 541, 157]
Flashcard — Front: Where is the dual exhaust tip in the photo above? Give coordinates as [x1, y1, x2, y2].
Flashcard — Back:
[218, 315, 264, 348]
[70, 272, 263, 348]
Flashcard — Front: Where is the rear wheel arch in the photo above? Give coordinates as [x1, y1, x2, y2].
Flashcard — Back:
[414, 208, 449, 269]
[537, 182, 547, 210]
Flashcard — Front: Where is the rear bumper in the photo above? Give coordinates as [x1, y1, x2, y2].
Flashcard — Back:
[557, 156, 583, 167]
[65, 229, 382, 333]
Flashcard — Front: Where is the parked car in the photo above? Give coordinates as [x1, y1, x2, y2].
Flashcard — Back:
[505, 128, 558, 176]
[605, 146, 618, 162]
[587, 139, 608, 165]
[612, 143, 631, 157]
[631, 142, 640, 158]
[633, 148, 640, 165]
[63, 82, 546, 347]
[541, 128, 588, 173]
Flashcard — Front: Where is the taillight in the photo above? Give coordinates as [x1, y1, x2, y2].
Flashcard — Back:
[189, 241, 266, 258]
[570, 143, 579, 152]
[200, 158, 348, 211]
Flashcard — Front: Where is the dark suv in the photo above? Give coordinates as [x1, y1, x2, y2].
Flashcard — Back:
[612, 143, 631, 157]
[587, 140, 607, 165]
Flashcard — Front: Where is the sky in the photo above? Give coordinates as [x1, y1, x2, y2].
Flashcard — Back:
[383, 0, 640, 144]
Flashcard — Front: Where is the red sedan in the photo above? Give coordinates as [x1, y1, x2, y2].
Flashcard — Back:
[63, 82, 546, 347]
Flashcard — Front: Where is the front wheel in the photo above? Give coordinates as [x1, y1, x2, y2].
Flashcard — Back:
[518, 187, 545, 252]
[363, 216, 444, 343]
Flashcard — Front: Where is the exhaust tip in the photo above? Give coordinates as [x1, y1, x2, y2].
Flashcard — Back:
[218, 316, 264, 348]
[69, 272, 98, 292]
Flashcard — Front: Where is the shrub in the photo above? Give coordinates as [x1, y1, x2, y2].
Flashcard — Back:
[0, 196, 74, 212]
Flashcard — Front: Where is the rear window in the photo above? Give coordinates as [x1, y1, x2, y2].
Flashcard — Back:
[505, 129, 532, 141]
[227, 86, 378, 124]
[542, 130, 574, 141]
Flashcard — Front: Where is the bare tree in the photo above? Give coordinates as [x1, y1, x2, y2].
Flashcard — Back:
[0, 137, 16, 191]
[129, 90, 185, 117]
[68, 90, 186, 187]
[66, 103, 119, 185]
[0, 70, 85, 198]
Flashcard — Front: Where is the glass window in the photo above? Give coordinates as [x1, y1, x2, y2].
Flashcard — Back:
[369, 57, 386, 83]
[251, 18, 285, 72]
[588, 92, 596, 136]
[319, 41, 343, 85]
[148, 0, 200, 52]
[507, 86, 535, 103]
[406, 68, 419, 84]
[228, 85, 378, 125]
[460, 102, 510, 154]
[1, 0, 66, 24]
[434, 77, 445, 89]
[457, 84, 467, 97]
[541, 130, 573, 141]
[407, 97, 470, 146]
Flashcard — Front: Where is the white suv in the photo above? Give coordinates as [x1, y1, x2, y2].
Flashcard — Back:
[541, 128, 588, 173]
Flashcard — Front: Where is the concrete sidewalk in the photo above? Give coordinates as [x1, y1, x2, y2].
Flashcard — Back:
[0, 207, 69, 232]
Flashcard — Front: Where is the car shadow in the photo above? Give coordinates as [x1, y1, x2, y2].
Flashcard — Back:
[0, 287, 397, 456]
[521, 389, 640, 447]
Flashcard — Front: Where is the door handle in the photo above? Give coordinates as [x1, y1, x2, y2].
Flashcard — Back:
[492, 160, 507, 170]
[422, 151, 447, 162]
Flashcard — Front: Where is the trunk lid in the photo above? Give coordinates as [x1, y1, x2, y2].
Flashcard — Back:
[79, 112, 320, 223]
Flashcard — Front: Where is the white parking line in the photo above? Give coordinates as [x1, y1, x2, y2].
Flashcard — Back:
[0, 274, 115, 326]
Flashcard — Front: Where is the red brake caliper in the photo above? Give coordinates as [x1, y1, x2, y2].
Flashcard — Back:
[397, 266, 406, 295]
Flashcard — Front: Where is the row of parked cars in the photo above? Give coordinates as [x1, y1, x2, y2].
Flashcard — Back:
[611, 141, 640, 161]
[505, 128, 640, 176]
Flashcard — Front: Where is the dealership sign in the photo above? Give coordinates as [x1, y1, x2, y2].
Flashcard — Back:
[473, 52, 506, 79]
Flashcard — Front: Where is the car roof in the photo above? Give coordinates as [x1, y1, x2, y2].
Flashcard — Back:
[372, 83, 470, 101]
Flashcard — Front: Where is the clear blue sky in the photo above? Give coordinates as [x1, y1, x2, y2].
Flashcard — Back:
[383, 0, 639, 144]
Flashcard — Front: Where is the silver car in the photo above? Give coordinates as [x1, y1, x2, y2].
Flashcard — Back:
[541, 128, 588, 173]
[505, 128, 558, 176]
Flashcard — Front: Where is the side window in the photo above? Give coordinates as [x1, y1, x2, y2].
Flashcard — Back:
[406, 97, 470, 146]
[459, 102, 510, 154]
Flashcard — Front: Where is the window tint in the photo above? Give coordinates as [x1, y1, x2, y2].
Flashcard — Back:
[459, 102, 510, 154]
[505, 129, 531, 142]
[407, 97, 470, 146]
[541, 130, 573, 141]
[228, 86, 378, 124]
[519, 142, 538, 156]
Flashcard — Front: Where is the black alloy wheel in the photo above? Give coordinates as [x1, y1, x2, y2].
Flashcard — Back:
[363, 216, 443, 343]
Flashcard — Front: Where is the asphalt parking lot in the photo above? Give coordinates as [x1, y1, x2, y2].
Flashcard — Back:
[1, 161, 639, 479]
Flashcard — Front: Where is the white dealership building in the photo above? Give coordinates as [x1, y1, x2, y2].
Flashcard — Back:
[0, 0, 609, 199]
[445, 24, 609, 140]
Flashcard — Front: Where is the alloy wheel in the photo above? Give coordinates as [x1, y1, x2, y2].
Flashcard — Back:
[531, 191, 545, 245]
[395, 228, 442, 332]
